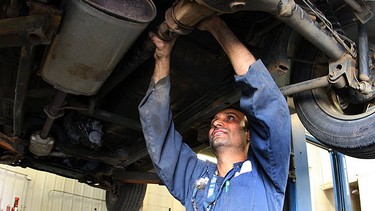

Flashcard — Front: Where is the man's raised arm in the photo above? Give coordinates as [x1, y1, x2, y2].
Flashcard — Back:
[198, 16, 291, 193]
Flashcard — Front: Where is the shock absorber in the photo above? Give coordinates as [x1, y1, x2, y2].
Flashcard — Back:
[358, 21, 371, 82]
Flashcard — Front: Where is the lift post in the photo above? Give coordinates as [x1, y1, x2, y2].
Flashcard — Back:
[330, 151, 353, 211]
[289, 114, 312, 211]
[290, 114, 352, 211]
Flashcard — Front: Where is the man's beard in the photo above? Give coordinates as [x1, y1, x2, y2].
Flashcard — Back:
[210, 138, 229, 155]
[210, 136, 247, 156]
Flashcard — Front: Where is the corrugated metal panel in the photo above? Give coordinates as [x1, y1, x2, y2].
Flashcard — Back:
[0, 165, 106, 211]
[0, 166, 30, 210]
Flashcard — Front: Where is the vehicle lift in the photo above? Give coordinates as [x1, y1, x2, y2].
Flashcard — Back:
[289, 114, 352, 211]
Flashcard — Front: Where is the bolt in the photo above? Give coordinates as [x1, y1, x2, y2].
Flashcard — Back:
[357, 81, 372, 94]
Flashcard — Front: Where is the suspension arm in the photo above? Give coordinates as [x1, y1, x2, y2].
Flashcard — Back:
[280, 76, 330, 96]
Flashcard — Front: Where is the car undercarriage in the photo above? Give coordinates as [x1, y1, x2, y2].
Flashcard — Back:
[0, 0, 374, 210]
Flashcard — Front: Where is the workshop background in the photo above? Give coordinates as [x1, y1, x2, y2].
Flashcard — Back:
[1, 140, 375, 211]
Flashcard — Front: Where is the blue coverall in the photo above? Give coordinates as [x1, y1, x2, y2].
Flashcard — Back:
[139, 60, 291, 211]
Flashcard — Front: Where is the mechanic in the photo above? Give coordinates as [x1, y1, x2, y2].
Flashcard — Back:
[139, 15, 291, 211]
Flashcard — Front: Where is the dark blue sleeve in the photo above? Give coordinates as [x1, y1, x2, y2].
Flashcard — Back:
[138, 76, 206, 204]
[235, 60, 291, 193]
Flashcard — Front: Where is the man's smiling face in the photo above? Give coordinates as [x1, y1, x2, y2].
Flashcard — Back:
[209, 109, 250, 155]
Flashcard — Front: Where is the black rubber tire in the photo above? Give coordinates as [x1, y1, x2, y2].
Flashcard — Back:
[293, 12, 375, 158]
[106, 183, 147, 211]
[294, 88, 375, 158]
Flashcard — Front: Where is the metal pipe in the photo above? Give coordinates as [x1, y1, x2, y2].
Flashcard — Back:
[200, 0, 347, 61]
[343, 0, 364, 13]
[358, 22, 370, 81]
[277, 5, 345, 60]
[13, 45, 34, 136]
[40, 90, 67, 139]
[280, 76, 330, 96]
[48, 189, 105, 202]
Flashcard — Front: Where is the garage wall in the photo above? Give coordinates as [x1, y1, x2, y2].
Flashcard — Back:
[306, 143, 375, 211]
[358, 172, 375, 211]
[0, 165, 106, 211]
[0, 166, 29, 210]
[143, 184, 184, 211]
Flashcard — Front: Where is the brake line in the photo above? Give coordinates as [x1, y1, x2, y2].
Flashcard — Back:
[301, 0, 357, 58]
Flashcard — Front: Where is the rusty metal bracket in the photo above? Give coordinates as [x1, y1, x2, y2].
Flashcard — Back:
[329, 54, 374, 96]
[0, 14, 61, 47]
[0, 132, 24, 156]
[0, 2, 61, 48]
[328, 54, 357, 89]
[280, 54, 374, 97]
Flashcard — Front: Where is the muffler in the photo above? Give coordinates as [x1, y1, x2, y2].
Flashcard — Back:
[40, 0, 156, 95]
